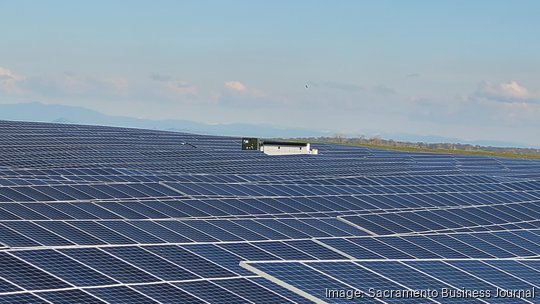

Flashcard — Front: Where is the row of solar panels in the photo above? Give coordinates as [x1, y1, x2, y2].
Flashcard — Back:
[0, 197, 389, 221]
[0, 278, 306, 304]
[0, 168, 124, 177]
[0, 183, 185, 202]
[10, 160, 531, 177]
[246, 259, 539, 304]
[2, 229, 540, 292]
[3, 175, 538, 198]
[0, 239, 347, 303]
[165, 180, 540, 197]
[5, 146, 539, 176]
[1, 172, 523, 189]
[2, 222, 539, 258]
[258, 174, 518, 186]
[9, 178, 535, 202]
[0, 218, 367, 247]
[0, 174, 250, 186]
[432, 220, 540, 234]
[317, 230, 540, 259]
[1, 190, 539, 223]
[2, 192, 539, 222]
[0, 153, 291, 169]
[343, 201, 540, 235]
[2, 228, 539, 302]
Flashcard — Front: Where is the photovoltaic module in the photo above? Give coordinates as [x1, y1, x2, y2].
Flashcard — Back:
[0, 120, 539, 303]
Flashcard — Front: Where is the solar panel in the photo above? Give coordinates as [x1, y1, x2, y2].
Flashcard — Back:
[244, 259, 539, 303]
[0, 120, 539, 303]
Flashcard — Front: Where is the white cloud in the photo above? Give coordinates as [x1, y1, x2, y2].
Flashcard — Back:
[224, 80, 247, 92]
[0, 67, 21, 80]
[147, 74, 205, 101]
[40, 73, 128, 95]
[0, 70, 132, 102]
[476, 80, 538, 103]
[108, 77, 129, 91]
[0, 67, 25, 93]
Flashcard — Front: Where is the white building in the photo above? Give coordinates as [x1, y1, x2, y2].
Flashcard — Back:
[260, 141, 319, 156]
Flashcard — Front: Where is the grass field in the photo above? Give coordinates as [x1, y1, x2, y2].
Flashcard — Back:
[290, 138, 540, 160]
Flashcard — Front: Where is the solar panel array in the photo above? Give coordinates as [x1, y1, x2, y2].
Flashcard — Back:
[0, 120, 539, 303]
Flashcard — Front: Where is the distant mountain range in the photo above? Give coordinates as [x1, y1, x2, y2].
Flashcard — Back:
[0, 102, 331, 138]
[0, 102, 531, 148]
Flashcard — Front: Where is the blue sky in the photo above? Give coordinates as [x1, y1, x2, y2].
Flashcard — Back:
[1, 1, 539, 146]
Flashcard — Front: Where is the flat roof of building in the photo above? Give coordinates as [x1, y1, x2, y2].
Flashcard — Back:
[262, 140, 309, 147]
